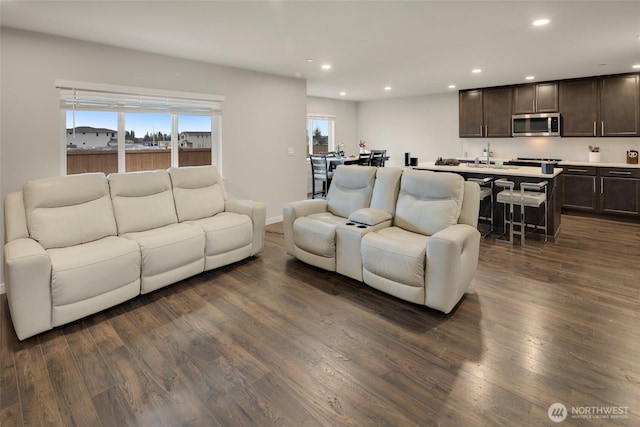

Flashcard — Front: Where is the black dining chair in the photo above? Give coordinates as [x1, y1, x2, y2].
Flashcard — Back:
[309, 154, 333, 198]
[357, 152, 372, 166]
[370, 149, 386, 167]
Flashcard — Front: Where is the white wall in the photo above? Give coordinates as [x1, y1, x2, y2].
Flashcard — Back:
[307, 96, 358, 154]
[358, 91, 640, 165]
[357, 92, 462, 167]
[0, 27, 309, 286]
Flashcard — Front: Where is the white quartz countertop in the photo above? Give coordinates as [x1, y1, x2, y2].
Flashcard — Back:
[559, 160, 640, 169]
[415, 162, 563, 178]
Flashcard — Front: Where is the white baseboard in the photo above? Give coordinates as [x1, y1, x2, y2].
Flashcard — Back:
[267, 215, 283, 225]
[0, 282, 5, 295]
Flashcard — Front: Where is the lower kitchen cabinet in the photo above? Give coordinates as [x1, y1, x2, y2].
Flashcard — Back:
[599, 168, 640, 215]
[562, 167, 598, 211]
[563, 166, 640, 216]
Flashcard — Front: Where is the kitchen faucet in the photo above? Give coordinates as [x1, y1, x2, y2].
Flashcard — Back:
[486, 141, 491, 168]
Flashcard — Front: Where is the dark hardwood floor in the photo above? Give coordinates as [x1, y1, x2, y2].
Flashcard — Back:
[1, 214, 639, 426]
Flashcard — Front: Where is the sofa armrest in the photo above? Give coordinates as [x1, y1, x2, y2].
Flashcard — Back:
[282, 199, 328, 256]
[225, 199, 267, 255]
[4, 191, 29, 242]
[4, 238, 52, 340]
[348, 208, 392, 226]
[425, 224, 480, 313]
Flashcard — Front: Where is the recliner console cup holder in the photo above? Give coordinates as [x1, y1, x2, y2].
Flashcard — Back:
[345, 222, 368, 229]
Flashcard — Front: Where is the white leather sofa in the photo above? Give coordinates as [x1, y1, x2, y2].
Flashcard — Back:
[3, 166, 266, 340]
[284, 166, 402, 281]
[284, 166, 480, 314]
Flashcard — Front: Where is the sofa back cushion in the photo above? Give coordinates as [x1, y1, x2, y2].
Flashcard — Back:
[370, 167, 403, 216]
[23, 173, 117, 249]
[108, 170, 178, 234]
[168, 166, 226, 221]
[394, 170, 465, 236]
[326, 166, 377, 219]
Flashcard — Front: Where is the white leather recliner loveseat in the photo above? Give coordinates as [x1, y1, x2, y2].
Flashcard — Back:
[3, 165, 266, 340]
[284, 166, 480, 314]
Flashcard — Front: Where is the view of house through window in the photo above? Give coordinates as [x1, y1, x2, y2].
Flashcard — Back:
[66, 112, 214, 175]
[178, 115, 213, 167]
[66, 111, 119, 175]
[60, 81, 221, 176]
[307, 116, 334, 155]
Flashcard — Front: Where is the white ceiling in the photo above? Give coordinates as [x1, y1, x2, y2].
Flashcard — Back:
[2, 1, 639, 101]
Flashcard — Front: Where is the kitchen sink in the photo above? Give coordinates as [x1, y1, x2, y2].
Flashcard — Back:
[465, 164, 520, 170]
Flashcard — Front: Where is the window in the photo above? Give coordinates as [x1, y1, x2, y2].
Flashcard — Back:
[307, 115, 335, 155]
[66, 111, 119, 174]
[58, 80, 223, 175]
[178, 115, 213, 167]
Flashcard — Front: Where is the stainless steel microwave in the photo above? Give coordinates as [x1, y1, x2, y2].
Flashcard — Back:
[512, 113, 561, 137]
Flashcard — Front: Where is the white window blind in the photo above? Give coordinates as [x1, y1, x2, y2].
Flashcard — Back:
[56, 80, 224, 115]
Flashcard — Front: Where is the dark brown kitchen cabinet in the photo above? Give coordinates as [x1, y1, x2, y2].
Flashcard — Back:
[513, 82, 558, 114]
[599, 168, 640, 215]
[459, 90, 483, 137]
[600, 74, 640, 136]
[559, 78, 599, 137]
[459, 87, 511, 138]
[562, 166, 598, 212]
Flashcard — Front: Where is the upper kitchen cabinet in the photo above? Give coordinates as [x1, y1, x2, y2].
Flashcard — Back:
[459, 90, 483, 137]
[512, 82, 558, 114]
[459, 87, 511, 138]
[559, 78, 599, 137]
[600, 74, 639, 136]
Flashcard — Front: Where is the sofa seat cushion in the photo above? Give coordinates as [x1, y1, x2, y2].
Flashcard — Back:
[187, 212, 253, 256]
[361, 227, 428, 288]
[47, 236, 141, 307]
[122, 223, 205, 292]
[293, 216, 339, 258]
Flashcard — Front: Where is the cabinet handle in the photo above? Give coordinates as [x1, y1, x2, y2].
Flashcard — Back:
[568, 168, 589, 173]
[480, 125, 483, 137]
[608, 171, 632, 176]
[601, 121, 604, 135]
[592, 177, 595, 193]
[593, 121, 596, 136]
[485, 125, 488, 136]
[600, 177, 603, 194]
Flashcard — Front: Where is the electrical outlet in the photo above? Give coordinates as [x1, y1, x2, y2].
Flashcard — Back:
[287, 147, 294, 156]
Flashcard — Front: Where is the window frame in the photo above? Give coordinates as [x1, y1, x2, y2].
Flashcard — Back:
[306, 114, 335, 156]
[57, 80, 223, 175]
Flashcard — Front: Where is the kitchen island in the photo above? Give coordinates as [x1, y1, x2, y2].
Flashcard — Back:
[414, 162, 563, 239]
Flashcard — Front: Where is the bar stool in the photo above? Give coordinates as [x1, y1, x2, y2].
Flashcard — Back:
[495, 179, 548, 249]
[467, 177, 494, 238]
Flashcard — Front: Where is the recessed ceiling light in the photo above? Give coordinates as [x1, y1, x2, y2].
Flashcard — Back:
[384, 86, 392, 91]
[472, 69, 482, 74]
[533, 18, 550, 26]
[525, 76, 535, 80]
[448, 85, 456, 89]
[633, 64, 640, 69]
[321, 64, 332, 70]
[339, 91, 346, 96]
[306, 58, 314, 63]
